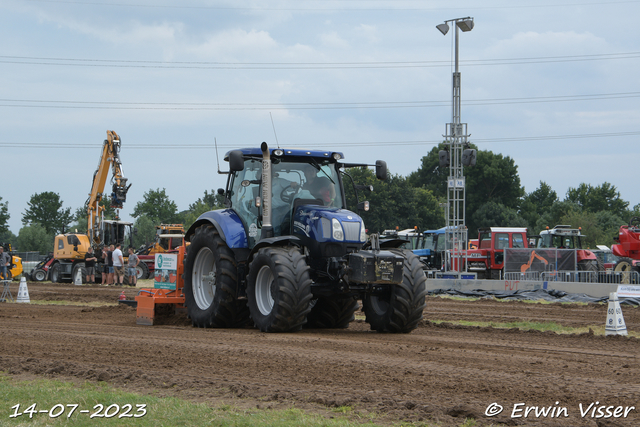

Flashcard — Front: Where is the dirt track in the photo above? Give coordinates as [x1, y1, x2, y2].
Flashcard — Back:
[2, 281, 640, 426]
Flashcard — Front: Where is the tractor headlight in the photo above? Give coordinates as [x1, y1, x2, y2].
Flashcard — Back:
[332, 218, 344, 241]
[360, 221, 367, 242]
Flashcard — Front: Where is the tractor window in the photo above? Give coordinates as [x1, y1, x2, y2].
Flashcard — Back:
[423, 234, 435, 251]
[512, 234, 525, 248]
[479, 233, 492, 249]
[495, 233, 509, 250]
[230, 159, 262, 242]
[58, 238, 64, 250]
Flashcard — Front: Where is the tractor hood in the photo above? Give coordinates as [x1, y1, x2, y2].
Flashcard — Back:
[292, 204, 366, 244]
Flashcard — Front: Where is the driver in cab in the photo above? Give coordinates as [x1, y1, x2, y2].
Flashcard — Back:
[291, 164, 335, 206]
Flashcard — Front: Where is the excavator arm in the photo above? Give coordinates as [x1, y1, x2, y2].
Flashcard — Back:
[87, 130, 131, 247]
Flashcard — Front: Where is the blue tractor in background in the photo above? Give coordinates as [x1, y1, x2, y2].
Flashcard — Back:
[413, 227, 447, 271]
[182, 143, 427, 333]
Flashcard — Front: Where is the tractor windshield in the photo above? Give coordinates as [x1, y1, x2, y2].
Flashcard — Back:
[229, 158, 344, 240]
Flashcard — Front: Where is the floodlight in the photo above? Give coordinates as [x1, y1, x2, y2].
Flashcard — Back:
[436, 23, 449, 35]
[456, 19, 474, 32]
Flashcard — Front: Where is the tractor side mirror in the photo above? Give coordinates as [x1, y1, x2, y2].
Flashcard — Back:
[375, 160, 387, 180]
[228, 150, 245, 172]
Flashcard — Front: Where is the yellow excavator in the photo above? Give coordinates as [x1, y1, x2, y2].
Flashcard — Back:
[49, 130, 133, 283]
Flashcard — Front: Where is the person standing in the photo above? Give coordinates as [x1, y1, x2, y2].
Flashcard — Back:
[107, 244, 115, 285]
[112, 243, 125, 286]
[0, 246, 9, 280]
[84, 247, 97, 284]
[127, 247, 139, 287]
[100, 245, 108, 285]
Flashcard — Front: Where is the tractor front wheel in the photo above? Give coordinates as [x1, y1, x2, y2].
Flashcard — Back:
[183, 224, 250, 328]
[363, 249, 427, 333]
[32, 268, 47, 282]
[247, 246, 313, 332]
[615, 257, 639, 284]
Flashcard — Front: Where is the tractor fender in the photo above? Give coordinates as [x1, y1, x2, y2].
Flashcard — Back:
[185, 209, 249, 249]
[248, 236, 302, 263]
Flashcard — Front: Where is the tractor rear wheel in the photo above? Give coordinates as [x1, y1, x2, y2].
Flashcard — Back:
[135, 262, 150, 280]
[577, 260, 598, 282]
[305, 297, 359, 329]
[363, 249, 427, 333]
[247, 246, 313, 332]
[615, 257, 639, 284]
[183, 224, 250, 328]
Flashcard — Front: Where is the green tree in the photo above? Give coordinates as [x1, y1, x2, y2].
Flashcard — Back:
[131, 215, 157, 250]
[344, 167, 444, 233]
[471, 201, 528, 232]
[16, 224, 53, 254]
[22, 191, 73, 235]
[183, 190, 226, 230]
[408, 145, 524, 235]
[565, 182, 629, 217]
[131, 188, 179, 224]
[558, 210, 604, 249]
[534, 201, 582, 234]
[0, 196, 9, 235]
[0, 229, 16, 247]
[519, 181, 558, 229]
[406, 142, 449, 196]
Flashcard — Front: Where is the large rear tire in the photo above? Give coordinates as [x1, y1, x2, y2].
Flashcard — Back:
[577, 260, 598, 282]
[247, 246, 313, 332]
[363, 249, 427, 333]
[183, 224, 249, 328]
[305, 297, 359, 329]
[135, 261, 150, 280]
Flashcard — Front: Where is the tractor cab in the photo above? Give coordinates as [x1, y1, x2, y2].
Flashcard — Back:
[537, 225, 598, 271]
[227, 149, 351, 248]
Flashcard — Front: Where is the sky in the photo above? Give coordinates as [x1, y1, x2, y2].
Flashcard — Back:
[2, 0, 640, 235]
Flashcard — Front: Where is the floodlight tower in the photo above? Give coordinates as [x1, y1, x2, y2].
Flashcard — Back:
[436, 17, 476, 273]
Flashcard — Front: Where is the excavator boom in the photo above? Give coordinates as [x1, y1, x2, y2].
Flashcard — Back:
[87, 130, 131, 247]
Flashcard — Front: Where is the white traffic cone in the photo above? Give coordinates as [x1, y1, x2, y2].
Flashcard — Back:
[605, 292, 627, 336]
[16, 276, 30, 303]
[74, 268, 83, 286]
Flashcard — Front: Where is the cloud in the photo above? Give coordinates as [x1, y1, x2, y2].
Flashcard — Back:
[319, 31, 349, 50]
[355, 24, 379, 43]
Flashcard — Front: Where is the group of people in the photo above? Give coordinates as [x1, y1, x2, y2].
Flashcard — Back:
[83, 243, 139, 287]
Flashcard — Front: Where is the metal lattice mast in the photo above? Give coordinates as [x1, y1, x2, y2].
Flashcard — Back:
[437, 17, 474, 272]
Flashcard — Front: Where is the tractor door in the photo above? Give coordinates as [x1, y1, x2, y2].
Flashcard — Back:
[229, 158, 263, 247]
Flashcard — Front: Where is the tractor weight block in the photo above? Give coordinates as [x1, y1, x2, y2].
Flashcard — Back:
[347, 251, 404, 285]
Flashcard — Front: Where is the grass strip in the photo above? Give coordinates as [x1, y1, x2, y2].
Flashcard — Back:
[0, 375, 464, 427]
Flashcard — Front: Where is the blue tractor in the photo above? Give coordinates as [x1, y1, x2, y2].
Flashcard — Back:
[182, 143, 427, 333]
[413, 227, 447, 271]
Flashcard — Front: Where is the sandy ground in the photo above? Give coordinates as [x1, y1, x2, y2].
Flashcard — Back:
[1, 280, 639, 426]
